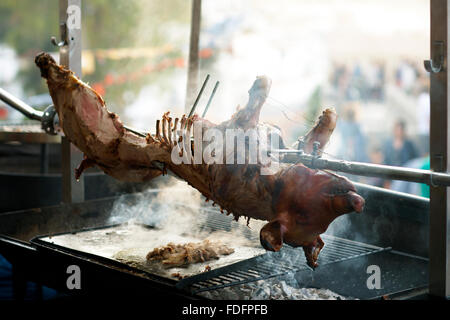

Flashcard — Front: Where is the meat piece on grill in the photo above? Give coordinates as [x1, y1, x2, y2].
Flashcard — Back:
[35, 52, 365, 268]
[146, 240, 235, 268]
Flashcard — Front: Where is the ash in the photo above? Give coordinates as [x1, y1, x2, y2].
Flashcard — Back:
[198, 277, 353, 300]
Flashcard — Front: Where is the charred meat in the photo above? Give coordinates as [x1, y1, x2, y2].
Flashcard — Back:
[146, 240, 235, 268]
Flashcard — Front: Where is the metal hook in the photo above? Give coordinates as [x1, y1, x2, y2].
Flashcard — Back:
[50, 23, 68, 47]
[429, 171, 439, 188]
[424, 41, 444, 73]
[50, 36, 66, 47]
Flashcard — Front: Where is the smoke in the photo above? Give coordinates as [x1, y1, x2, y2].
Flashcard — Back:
[109, 178, 201, 229]
[326, 214, 357, 240]
[108, 177, 265, 248]
[104, 177, 268, 279]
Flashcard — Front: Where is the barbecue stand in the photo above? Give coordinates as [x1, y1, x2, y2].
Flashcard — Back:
[0, 189, 430, 299]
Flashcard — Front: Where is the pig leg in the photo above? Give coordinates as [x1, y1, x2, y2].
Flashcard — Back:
[303, 235, 325, 269]
[75, 156, 96, 181]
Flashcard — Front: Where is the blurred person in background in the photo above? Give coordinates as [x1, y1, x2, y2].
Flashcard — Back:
[383, 120, 418, 167]
[364, 146, 385, 188]
[371, 61, 386, 102]
[395, 59, 418, 94]
[348, 62, 364, 101]
[416, 79, 430, 156]
[390, 155, 429, 196]
[335, 103, 369, 164]
[333, 63, 351, 102]
[389, 80, 430, 197]
[383, 119, 419, 189]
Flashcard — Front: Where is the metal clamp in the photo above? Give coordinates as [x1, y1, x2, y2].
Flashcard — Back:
[312, 141, 321, 156]
[296, 137, 305, 151]
[310, 141, 321, 168]
[424, 41, 444, 73]
[41, 105, 59, 135]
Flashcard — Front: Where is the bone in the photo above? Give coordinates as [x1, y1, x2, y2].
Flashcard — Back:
[146, 133, 156, 144]
[162, 114, 169, 145]
[172, 117, 179, 145]
[186, 117, 194, 136]
[156, 119, 161, 140]
[168, 117, 173, 146]
[180, 115, 187, 134]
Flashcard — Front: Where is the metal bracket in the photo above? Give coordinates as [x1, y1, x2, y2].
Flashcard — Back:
[312, 141, 321, 156]
[50, 23, 68, 47]
[433, 154, 445, 172]
[424, 41, 445, 73]
[41, 105, 59, 135]
[296, 138, 305, 151]
[310, 141, 321, 169]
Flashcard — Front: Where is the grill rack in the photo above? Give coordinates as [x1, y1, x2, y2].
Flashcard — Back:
[178, 208, 390, 294]
[29, 202, 392, 296]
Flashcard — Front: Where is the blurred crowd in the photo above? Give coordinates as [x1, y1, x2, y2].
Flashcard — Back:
[328, 59, 430, 198]
[330, 61, 386, 103]
[330, 59, 429, 103]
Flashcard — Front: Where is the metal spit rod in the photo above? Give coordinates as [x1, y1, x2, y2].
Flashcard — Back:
[0, 77, 217, 139]
[0, 86, 147, 138]
[6, 82, 450, 187]
[188, 74, 210, 118]
[0, 88, 43, 121]
[274, 150, 450, 187]
[202, 81, 219, 118]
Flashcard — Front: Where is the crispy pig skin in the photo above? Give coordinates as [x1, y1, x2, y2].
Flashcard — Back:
[35, 52, 365, 268]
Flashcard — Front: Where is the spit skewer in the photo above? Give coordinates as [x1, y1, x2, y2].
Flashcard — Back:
[188, 74, 210, 118]
[5, 87, 450, 187]
[273, 149, 450, 187]
[0, 88, 44, 121]
[202, 81, 219, 118]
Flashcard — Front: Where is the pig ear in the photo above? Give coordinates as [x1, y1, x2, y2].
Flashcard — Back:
[260, 219, 284, 252]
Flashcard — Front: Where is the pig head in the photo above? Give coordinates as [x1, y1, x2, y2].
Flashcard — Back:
[260, 164, 365, 268]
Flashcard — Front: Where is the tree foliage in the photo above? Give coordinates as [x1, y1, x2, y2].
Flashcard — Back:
[0, 0, 190, 112]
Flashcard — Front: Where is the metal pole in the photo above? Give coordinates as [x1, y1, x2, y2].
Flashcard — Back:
[40, 144, 49, 174]
[185, 0, 202, 113]
[0, 88, 43, 121]
[58, 0, 84, 203]
[428, 0, 450, 298]
[276, 152, 450, 187]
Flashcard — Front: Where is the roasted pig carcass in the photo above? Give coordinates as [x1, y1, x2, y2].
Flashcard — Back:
[35, 52, 365, 268]
[146, 240, 235, 268]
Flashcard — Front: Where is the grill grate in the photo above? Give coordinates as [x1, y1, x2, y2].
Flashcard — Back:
[177, 230, 389, 294]
[69, 203, 388, 295]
